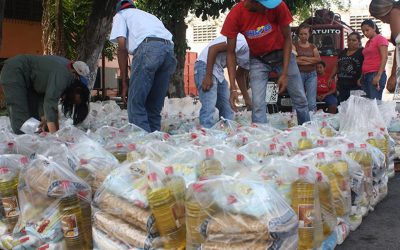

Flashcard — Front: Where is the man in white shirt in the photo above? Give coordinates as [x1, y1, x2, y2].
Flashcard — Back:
[110, 0, 177, 132]
[195, 34, 251, 128]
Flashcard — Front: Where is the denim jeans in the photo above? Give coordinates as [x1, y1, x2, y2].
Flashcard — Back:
[249, 54, 310, 125]
[129, 40, 177, 132]
[194, 61, 233, 128]
[300, 71, 317, 111]
[362, 72, 387, 100]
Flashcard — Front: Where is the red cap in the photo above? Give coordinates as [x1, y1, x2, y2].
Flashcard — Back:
[322, 121, 327, 127]
[334, 150, 342, 157]
[128, 144, 136, 151]
[316, 172, 323, 182]
[360, 143, 367, 149]
[269, 144, 277, 151]
[317, 152, 325, 159]
[163, 133, 170, 140]
[227, 195, 237, 204]
[236, 154, 245, 162]
[116, 143, 123, 149]
[20, 156, 28, 165]
[80, 159, 88, 165]
[286, 141, 293, 148]
[7, 142, 14, 149]
[298, 166, 308, 176]
[242, 136, 248, 144]
[317, 139, 324, 146]
[301, 131, 307, 137]
[347, 143, 354, 149]
[380, 127, 385, 132]
[148, 172, 157, 182]
[205, 148, 214, 158]
[368, 132, 374, 137]
[191, 133, 198, 139]
[192, 182, 204, 192]
[118, 129, 125, 133]
[165, 166, 174, 175]
[0, 167, 9, 174]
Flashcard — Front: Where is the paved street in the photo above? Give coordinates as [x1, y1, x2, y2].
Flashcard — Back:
[337, 173, 400, 250]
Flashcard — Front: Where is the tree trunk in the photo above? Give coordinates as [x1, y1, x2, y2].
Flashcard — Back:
[42, 0, 54, 55]
[167, 15, 187, 98]
[0, 0, 5, 49]
[54, 0, 66, 56]
[76, 0, 117, 90]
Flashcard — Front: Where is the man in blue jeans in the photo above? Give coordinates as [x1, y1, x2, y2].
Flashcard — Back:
[110, 0, 177, 132]
[194, 34, 250, 128]
[221, 0, 310, 125]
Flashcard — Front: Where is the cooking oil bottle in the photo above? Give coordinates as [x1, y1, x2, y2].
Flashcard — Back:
[315, 171, 336, 241]
[291, 167, 316, 250]
[112, 143, 127, 162]
[320, 121, 334, 137]
[59, 192, 86, 250]
[298, 131, 313, 151]
[147, 172, 185, 249]
[164, 166, 186, 227]
[331, 150, 351, 217]
[185, 183, 214, 250]
[127, 143, 141, 162]
[0, 167, 20, 233]
[198, 148, 222, 180]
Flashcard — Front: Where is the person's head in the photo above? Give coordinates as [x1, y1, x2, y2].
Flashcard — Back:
[297, 23, 312, 43]
[244, 0, 282, 12]
[369, 0, 400, 23]
[316, 61, 326, 75]
[347, 32, 362, 50]
[116, 0, 135, 12]
[70, 61, 90, 88]
[361, 19, 380, 39]
[60, 79, 90, 125]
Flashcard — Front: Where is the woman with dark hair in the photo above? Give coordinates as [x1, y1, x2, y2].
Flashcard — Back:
[0, 55, 90, 134]
[328, 32, 364, 102]
[370, 0, 400, 93]
[293, 23, 321, 112]
[360, 19, 388, 100]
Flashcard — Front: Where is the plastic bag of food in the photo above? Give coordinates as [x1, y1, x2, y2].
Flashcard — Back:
[0, 155, 27, 235]
[210, 118, 239, 136]
[185, 176, 298, 250]
[240, 139, 285, 164]
[16, 155, 92, 249]
[92, 227, 130, 250]
[54, 126, 89, 145]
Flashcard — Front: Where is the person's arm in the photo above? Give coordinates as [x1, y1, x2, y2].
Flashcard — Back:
[387, 51, 396, 93]
[300, 46, 321, 64]
[277, 25, 292, 94]
[226, 37, 239, 111]
[372, 45, 388, 89]
[236, 66, 251, 109]
[202, 42, 227, 91]
[117, 37, 129, 104]
[328, 63, 338, 84]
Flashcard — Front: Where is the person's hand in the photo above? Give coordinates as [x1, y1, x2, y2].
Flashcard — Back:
[372, 74, 381, 90]
[121, 81, 128, 105]
[202, 76, 213, 92]
[244, 97, 252, 111]
[37, 117, 47, 133]
[387, 74, 396, 93]
[277, 74, 288, 94]
[229, 90, 239, 112]
[357, 78, 362, 87]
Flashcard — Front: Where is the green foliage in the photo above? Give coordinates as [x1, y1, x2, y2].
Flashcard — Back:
[284, 0, 351, 21]
[45, 0, 116, 60]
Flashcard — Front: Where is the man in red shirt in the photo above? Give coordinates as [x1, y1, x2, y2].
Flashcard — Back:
[221, 0, 310, 124]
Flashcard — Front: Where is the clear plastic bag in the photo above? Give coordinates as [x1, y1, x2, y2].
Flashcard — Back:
[19, 117, 40, 135]
[185, 176, 298, 250]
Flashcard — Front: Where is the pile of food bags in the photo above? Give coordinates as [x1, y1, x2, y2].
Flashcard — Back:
[0, 96, 397, 250]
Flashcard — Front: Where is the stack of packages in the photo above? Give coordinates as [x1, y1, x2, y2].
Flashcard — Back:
[92, 160, 186, 249]
[0, 155, 92, 250]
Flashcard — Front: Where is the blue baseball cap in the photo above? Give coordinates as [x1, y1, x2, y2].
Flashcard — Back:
[256, 0, 282, 9]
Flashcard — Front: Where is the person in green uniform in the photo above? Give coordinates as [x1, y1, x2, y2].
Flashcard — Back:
[0, 54, 91, 134]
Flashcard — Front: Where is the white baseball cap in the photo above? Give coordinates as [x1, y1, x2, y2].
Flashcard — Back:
[72, 61, 90, 87]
